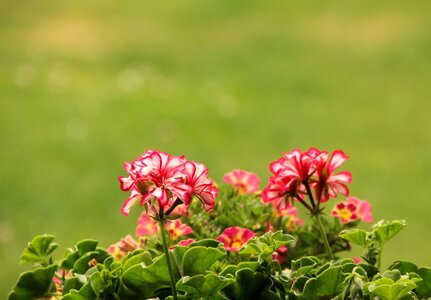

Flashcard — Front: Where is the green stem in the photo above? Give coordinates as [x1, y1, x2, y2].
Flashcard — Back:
[315, 212, 335, 261]
[377, 246, 382, 270]
[158, 219, 178, 300]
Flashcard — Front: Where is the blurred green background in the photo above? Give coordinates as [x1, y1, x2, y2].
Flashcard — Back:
[1, 0, 430, 296]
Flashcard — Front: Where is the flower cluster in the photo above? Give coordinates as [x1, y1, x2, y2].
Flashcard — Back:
[119, 150, 218, 216]
[262, 148, 352, 214]
[216, 226, 255, 252]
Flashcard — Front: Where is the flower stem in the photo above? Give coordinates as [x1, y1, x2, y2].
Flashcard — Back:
[315, 212, 335, 260]
[158, 219, 178, 300]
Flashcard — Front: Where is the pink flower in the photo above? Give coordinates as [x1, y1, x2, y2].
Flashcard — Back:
[223, 169, 260, 194]
[108, 235, 140, 260]
[262, 148, 326, 208]
[136, 213, 159, 237]
[119, 150, 191, 216]
[332, 196, 372, 223]
[216, 226, 255, 252]
[314, 150, 352, 202]
[119, 150, 218, 216]
[353, 257, 362, 264]
[165, 219, 193, 240]
[184, 161, 218, 211]
[262, 148, 352, 212]
[272, 245, 288, 264]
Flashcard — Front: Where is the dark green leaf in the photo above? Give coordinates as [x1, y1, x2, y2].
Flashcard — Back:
[176, 273, 235, 297]
[416, 267, 431, 298]
[8, 264, 57, 300]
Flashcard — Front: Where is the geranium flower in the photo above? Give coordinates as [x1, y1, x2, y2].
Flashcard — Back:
[262, 148, 327, 208]
[314, 150, 352, 202]
[108, 235, 140, 260]
[136, 212, 158, 237]
[332, 196, 372, 223]
[184, 161, 218, 211]
[119, 150, 218, 216]
[165, 219, 193, 240]
[223, 169, 260, 194]
[216, 226, 255, 252]
[119, 150, 191, 216]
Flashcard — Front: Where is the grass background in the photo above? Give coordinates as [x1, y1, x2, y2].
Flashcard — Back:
[1, 0, 430, 296]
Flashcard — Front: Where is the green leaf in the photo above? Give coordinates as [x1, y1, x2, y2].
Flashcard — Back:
[63, 277, 84, 295]
[339, 229, 368, 247]
[122, 253, 178, 298]
[372, 220, 407, 245]
[182, 246, 225, 276]
[8, 264, 57, 300]
[222, 268, 273, 300]
[388, 261, 418, 274]
[302, 266, 346, 300]
[176, 273, 235, 297]
[291, 256, 321, 277]
[122, 251, 153, 271]
[240, 231, 294, 262]
[76, 240, 98, 255]
[367, 278, 417, 300]
[189, 238, 222, 248]
[73, 249, 110, 274]
[19, 234, 59, 265]
[416, 267, 431, 298]
[62, 282, 97, 300]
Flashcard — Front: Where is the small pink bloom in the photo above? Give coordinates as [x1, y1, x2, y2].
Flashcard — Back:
[223, 169, 260, 194]
[165, 219, 193, 240]
[184, 161, 218, 211]
[353, 257, 362, 264]
[108, 235, 140, 260]
[216, 226, 255, 252]
[332, 196, 372, 223]
[272, 245, 288, 264]
[136, 212, 159, 237]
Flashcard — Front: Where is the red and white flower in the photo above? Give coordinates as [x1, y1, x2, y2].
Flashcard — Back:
[119, 150, 217, 216]
[223, 169, 260, 194]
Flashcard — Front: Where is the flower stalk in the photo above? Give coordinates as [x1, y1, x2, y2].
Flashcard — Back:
[157, 218, 178, 300]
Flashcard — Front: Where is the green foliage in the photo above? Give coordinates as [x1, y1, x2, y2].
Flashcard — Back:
[340, 220, 407, 267]
[19, 234, 59, 265]
[8, 265, 57, 300]
[240, 230, 294, 262]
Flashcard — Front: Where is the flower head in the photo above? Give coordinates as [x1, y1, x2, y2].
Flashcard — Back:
[223, 169, 260, 194]
[272, 245, 288, 264]
[119, 150, 217, 216]
[332, 196, 372, 223]
[165, 219, 193, 240]
[216, 226, 255, 252]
